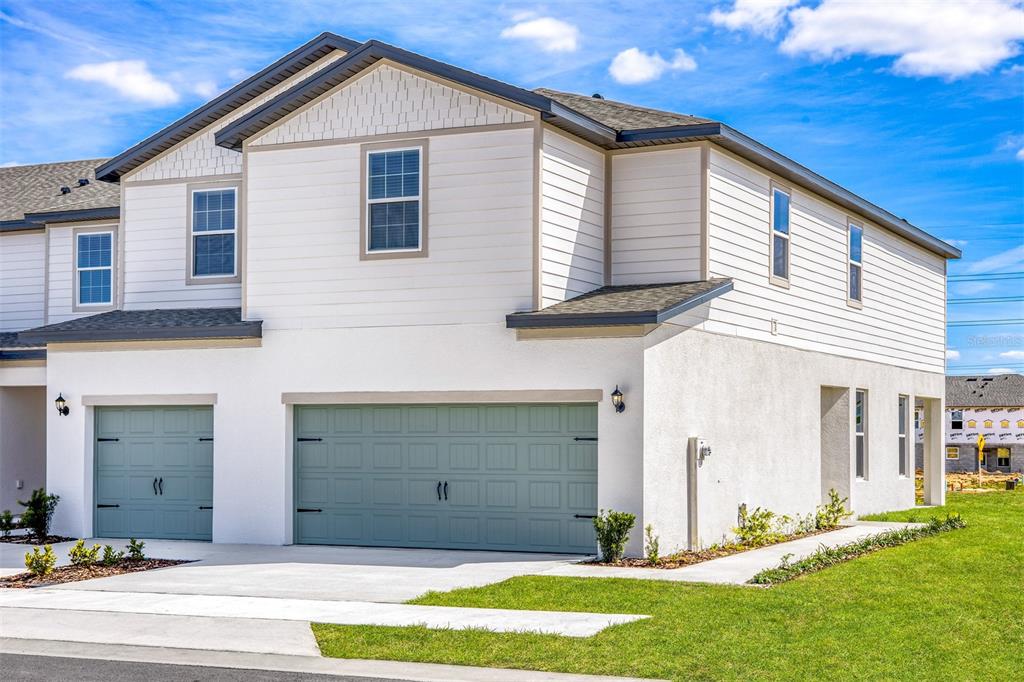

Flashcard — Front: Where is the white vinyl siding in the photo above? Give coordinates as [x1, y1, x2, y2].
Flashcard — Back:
[245, 127, 534, 329]
[122, 184, 241, 309]
[0, 232, 45, 331]
[46, 224, 118, 324]
[610, 147, 702, 285]
[702, 147, 946, 373]
[540, 130, 605, 307]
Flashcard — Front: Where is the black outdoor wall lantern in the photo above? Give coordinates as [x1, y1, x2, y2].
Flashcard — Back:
[611, 385, 625, 413]
[55, 393, 69, 416]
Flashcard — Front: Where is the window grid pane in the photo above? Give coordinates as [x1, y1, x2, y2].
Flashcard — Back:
[77, 233, 112, 268]
[192, 189, 236, 233]
[772, 190, 790, 235]
[772, 235, 788, 279]
[78, 269, 111, 304]
[368, 150, 419, 201]
[194, 234, 236, 276]
[369, 201, 420, 251]
[192, 189, 236, 276]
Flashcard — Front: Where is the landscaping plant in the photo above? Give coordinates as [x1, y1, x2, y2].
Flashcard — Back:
[127, 538, 146, 561]
[734, 505, 787, 547]
[644, 524, 660, 565]
[815, 488, 853, 530]
[0, 509, 14, 539]
[24, 545, 57, 577]
[18, 488, 59, 543]
[68, 539, 101, 567]
[101, 544, 125, 566]
[592, 509, 636, 563]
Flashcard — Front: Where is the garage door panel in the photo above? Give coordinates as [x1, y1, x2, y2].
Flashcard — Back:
[95, 406, 213, 541]
[294, 404, 597, 553]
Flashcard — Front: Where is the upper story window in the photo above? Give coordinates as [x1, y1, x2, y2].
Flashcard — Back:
[76, 231, 113, 307]
[364, 145, 426, 256]
[855, 389, 867, 479]
[190, 188, 237, 279]
[950, 410, 964, 430]
[848, 223, 863, 305]
[770, 186, 791, 283]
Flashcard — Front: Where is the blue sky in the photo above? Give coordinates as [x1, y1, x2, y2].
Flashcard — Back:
[1, 0, 1022, 373]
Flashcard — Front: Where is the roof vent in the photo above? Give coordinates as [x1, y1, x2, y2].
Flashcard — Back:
[591, 93, 604, 99]
[60, 186, 71, 194]
[78, 178, 90, 186]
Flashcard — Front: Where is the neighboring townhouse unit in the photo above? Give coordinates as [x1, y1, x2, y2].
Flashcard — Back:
[0, 33, 960, 554]
[917, 374, 1024, 474]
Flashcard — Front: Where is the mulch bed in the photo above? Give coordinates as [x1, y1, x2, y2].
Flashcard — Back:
[0, 559, 190, 588]
[1, 534, 76, 545]
[590, 527, 838, 569]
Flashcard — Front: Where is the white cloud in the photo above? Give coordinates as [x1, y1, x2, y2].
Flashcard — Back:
[609, 47, 697, 84]
[781, 0, 1024, 79]
[193, 80, 219, 99]
[66, 60, 178, 105]
[709, 0, 798, 37]
[955, 281, 995, 296]
[1017, 147, 1024, 161]
[1000, 350, 1024, 360]
[946, 349, 961, 360]
[500, 17, 579, 53]
[964, 244, 1024, 274]
[987, 367, 1017, 374]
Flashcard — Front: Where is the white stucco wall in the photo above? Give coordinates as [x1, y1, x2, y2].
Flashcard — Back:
[0, 386, 47, 512]
[44, 324, 645, 550]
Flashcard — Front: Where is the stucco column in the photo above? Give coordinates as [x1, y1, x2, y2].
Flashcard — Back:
[922, 396, 946, 506]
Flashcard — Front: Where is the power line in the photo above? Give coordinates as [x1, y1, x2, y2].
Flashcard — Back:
[948, 272, 1024, 281]
[947, 296, 1024, 304]
[947, 319, 1024, 327]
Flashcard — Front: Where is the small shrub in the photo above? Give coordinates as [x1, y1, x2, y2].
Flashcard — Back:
[734, 506, 786, 547]
[815, 488, 853, 530]
[593, 509, 636, 563]
[69, 539, 101, 567]
[101, 545, 125, 566]
[18, 488, 60, 542]
[644, 524, 660, 565]
[0, 509, 14, 538]
[25, 545, 57, 577]
[127, 538, 146, 561]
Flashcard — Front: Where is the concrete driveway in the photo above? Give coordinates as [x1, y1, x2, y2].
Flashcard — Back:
[3, 539, 584, 602]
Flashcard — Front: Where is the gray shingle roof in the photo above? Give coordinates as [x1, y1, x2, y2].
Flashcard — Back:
[0, 332, 43, 349]
[0, 159, 120, 224]
[506, 279, 733, 328]
[947, 374, 1024, 407]
[18, 308, 261, 344]
[535, 89, 714, 131]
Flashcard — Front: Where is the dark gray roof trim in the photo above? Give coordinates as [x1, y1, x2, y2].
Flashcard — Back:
[507, 279, 733, 329]
[18, 307, 262, 344]
[215, 40, 616, 150]
[95, 32, 360, 183]
[0, 349, 46, 362]
[615, 123, 961, 259]
[0, 219, 42, 233]
[1, 207, 120, 234]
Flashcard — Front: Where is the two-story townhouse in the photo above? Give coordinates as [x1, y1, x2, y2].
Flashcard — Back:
[0, 33, 959, 555]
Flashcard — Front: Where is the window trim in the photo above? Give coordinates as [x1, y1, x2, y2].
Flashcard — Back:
[996, 447, 1010, 468]
[186, 181, 241, 285]
[945, 446, 960, 460]
[898, 394, 909, 478]
[847, 220, 864, 309]
[768, 183, 791, 287]
[950, 409, 964, 430]
[359, 139, 429, 261]
[855, 389, 868, 480]
[72, 226, 117, 313]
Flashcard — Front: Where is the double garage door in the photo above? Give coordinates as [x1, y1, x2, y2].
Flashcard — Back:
[94, 406, 213, 541]
[294, 403, 598, 553]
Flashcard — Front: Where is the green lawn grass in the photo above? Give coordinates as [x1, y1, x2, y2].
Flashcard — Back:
[313, 492, 1024, 680]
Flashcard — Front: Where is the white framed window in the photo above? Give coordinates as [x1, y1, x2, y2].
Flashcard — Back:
[770, 186, 791, 283]
[855, 389, 868, 479]
[190, 187, 237, 278]
[76, 231, 113, 306]
[945, 446, 960, 460]
[898, 395, 909, 477]
[365, 147, 422, 253]
[848, 222, 863, 305]
[950, 410, 964, 430]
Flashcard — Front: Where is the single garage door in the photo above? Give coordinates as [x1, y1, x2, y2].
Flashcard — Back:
[294, 403, 598, 553]
[94, 406, 213, 541]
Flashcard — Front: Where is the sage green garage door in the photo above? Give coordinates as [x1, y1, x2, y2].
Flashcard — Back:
[294, 404, 598, 553]
[94, 406, 213, 541]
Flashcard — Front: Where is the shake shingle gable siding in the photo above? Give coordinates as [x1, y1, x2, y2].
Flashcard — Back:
[17, 308, 262, 344]
[506, 279, 733, 328]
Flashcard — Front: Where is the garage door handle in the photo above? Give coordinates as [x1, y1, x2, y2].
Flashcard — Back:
[97, 504, 120, 508]
[153, 478, 158, 495]
[158, 478, 163, 495]
[573, 514, 597, 519]
[297, 437, 323, 442]
[199, 506, 213, 510]
[573, 437, 597, 442]
[443, 481, 448, 501]
[198, 437, 214, 442]
[98, 437, 119, 442]
[297, 508, 322, 513]
[437, 481, 442, 500]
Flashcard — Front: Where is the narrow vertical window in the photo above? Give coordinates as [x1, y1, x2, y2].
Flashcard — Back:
[898, 395, 908, 477]
[76, 231, 113, 306]
[770, 187, 790, 282]
[855, 389, 867, 479]
[848, 223, 863, 303]
[191, 188, 237, 277]
[366, 148, 421, 252]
